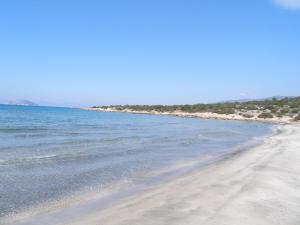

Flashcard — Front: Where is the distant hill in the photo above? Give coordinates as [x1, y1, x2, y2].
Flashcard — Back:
[220, 96, 291, 103]
[6, 100, 38, 106]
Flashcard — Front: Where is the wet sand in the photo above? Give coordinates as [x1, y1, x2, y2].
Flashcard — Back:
[5, 123, 300, 225]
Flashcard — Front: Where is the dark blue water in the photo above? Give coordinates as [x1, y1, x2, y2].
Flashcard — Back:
[0, 105, 273, 218]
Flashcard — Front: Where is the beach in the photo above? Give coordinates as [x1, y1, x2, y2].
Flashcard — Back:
[67, 123, 300, 225]
[5, 122, 300, 225]
[83, 108, 293, 124]
[2, 0, 299, 224]
[63, 123, 300, 225]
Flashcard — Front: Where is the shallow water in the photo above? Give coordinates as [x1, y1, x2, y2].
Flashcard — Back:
[0, 105, 273, 218]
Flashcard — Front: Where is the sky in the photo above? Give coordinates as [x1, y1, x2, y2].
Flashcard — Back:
[0, 0, 300, 107]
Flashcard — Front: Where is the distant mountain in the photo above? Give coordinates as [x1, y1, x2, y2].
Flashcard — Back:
[220, 96, 292, 103]
[7, 100, 39, 106]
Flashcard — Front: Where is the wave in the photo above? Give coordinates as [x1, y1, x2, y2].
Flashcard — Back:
[198, 130, 242, 139]
[0, 128, 49, 134]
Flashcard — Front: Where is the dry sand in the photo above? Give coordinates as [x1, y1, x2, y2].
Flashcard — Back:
[5, 123, 300, 225]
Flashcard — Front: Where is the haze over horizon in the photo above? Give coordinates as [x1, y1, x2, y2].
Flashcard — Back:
[1, 0, 300, 107]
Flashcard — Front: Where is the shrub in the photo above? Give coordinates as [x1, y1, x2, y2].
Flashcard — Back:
[291, 108, 299, 114]
[213, 108, 235, 115]
[241, 113, 254, 118]
[279, 108, 290, 115]
[271, 108, 278, 114]
[258, 112, 274, 119]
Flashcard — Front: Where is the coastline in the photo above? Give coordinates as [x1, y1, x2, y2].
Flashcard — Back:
[4, 123, 300, 225]
[83, 108, 293, 124]
[61, 123, 300, 225]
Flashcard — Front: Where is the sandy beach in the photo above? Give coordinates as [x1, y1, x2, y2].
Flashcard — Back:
[5, 123, 300, 225]
[2, 0, 299, 224]
[83, 108, 293, 124]
[67, 123, 300, 225]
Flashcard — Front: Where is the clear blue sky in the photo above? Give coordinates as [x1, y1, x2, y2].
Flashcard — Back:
[1, 0, 299, 107]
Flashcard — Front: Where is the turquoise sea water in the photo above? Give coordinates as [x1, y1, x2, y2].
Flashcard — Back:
[0, 105, 273, 218]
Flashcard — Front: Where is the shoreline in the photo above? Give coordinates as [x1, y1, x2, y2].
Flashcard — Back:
[2, 126, 272, 225]
[4, 123, 300, 225]
[76, 123, 299, 225]
[82, 108, 293, 124]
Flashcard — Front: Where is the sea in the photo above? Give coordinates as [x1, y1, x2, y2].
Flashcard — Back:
[0, 104, 274, 220]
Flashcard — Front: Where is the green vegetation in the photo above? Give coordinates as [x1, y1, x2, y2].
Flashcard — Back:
[258, 112, 274, 119]
[291, 108, 299, 114]
[240, 113, 254, 118]
[94, 97, 300, 119]
[279, 108, 290, 114]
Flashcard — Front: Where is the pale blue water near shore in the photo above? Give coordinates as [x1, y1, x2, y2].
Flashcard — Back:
[0, 105, 273, 219]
